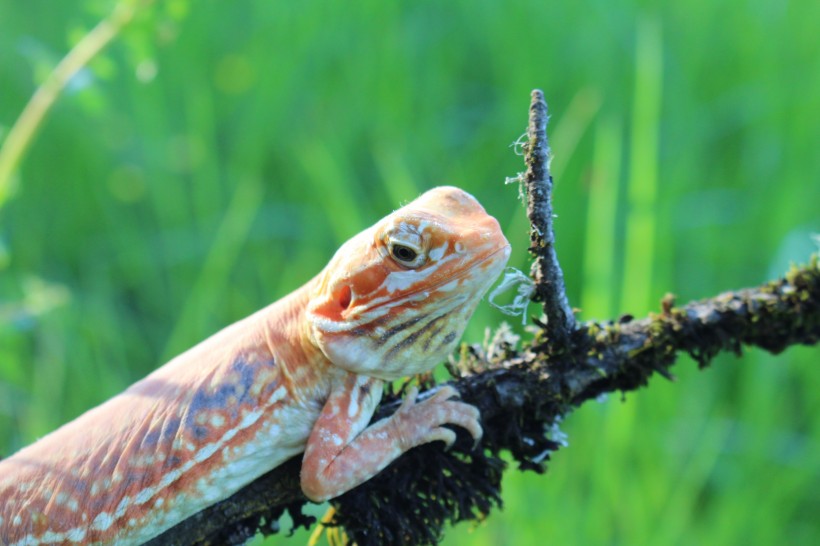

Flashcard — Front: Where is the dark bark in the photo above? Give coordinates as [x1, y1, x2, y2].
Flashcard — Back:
[523, 89, 576, 347]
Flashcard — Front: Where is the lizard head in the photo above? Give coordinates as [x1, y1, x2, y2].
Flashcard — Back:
[307, 186, 511, 380]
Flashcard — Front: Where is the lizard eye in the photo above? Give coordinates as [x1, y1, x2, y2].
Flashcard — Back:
[391, 244, 418, 263]
[383, 222, 427, 268]
[387, 238, 425, 268]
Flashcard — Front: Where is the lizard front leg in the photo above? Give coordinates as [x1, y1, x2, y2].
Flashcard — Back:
[300, 373, 482, 502]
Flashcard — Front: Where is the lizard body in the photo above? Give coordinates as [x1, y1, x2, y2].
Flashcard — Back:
[0, 186, 510, 545]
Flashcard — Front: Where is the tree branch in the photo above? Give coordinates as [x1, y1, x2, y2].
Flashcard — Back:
[150, 93, 820, 546]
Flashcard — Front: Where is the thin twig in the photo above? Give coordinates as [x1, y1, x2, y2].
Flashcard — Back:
[524, 90, 576, 345]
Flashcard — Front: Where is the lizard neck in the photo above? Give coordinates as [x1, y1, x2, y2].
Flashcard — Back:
[258, 274, 337, 398]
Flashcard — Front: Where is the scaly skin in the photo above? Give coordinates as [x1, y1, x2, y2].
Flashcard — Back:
[0, 186, 510, 545]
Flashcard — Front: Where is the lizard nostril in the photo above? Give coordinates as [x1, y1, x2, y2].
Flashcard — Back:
[338, 285, 352, 310]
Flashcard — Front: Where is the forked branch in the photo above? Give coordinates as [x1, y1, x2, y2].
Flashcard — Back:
[149, 92, 820, 546]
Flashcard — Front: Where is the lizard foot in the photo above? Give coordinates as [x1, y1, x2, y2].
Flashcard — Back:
[392, 385, 482, 451]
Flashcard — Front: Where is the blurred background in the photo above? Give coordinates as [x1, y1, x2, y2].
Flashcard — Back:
[1, 0, 818, 544]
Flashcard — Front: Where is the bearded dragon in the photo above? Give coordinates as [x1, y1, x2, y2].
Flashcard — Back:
[0, 186, 510, 545]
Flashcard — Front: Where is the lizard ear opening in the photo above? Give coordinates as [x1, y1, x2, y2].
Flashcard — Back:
[337, 284, 352, 311]
[308, 283, 353, 326]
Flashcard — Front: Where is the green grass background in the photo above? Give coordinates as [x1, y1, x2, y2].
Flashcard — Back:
[1, 0, 819, 544]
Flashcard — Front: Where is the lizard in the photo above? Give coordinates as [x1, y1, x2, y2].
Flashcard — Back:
[0, 186, 511, 545]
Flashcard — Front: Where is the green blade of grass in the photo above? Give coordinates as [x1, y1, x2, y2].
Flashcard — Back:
[621, 16, 663, 314]
[581, 115, 622, 320]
